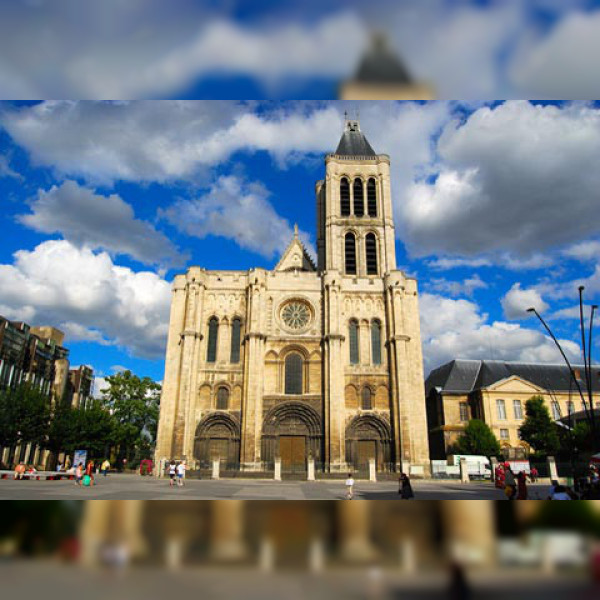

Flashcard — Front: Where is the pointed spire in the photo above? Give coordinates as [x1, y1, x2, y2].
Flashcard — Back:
[293, 223, 299, 239]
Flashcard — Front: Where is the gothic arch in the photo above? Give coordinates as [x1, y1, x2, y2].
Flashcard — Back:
[345, 414, 393, 471]
[261, 401, 323, 468]
[194, 412, 241, 468]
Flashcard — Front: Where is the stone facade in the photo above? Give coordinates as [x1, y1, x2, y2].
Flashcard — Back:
[155, 118, 430, 474]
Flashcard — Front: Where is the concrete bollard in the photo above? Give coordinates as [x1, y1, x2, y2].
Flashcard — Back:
[547, 456, 558, 481]
[274, 458, 282, 481]
[212, 459, 220, 480]
[307, 458, 315, 481]
[369, 458, 377, 482]
[460, 457, 469, 483]
[490, 456, 498, 483]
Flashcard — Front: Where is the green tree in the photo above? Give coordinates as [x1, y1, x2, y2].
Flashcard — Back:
[518, 395, 560, 457]
[454, 419, 502, 457]
[0, 384, 51, 461]
[100, 370, 161, 466]
[47, 399, 115, 462]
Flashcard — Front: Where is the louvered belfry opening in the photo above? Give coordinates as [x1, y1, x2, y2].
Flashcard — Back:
[345, 232, 357, 274]
[367, 178, 377, 216]
[340, 177, 351, 216]
[366, 233, 378, 275]
[353, 178, 364, 216]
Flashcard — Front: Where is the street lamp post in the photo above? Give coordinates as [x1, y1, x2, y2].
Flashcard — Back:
[527, 288, 599, 451]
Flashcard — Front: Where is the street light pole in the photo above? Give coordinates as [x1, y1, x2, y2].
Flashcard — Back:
[527, 296, 599, 451]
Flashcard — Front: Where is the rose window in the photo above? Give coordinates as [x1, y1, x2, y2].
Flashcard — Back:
[281, 301, 311, 331]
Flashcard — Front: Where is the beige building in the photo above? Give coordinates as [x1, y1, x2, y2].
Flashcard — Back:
[426, 359, 600, 459]
[155, 117, 430, 475]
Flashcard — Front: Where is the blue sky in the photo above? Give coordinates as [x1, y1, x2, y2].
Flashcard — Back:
[1, 100, 600, 391]
[2, 1, 600, 99]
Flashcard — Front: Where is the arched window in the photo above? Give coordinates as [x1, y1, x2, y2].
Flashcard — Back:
[345, 233, 357, 275]
[340, 177, 351, 216]
[285, 353, 303, 395]
[230, 318, 241, 363]
[349, 320, 359, 365]
[371, 320, 382, 365]
[207, 317, 219, 363]
[365, 233, 378, 275]
[367, 178, 377, 217]
[361, 387, 372, 410]
[216, 386, 229, 409]
[353, 178, 364, 216]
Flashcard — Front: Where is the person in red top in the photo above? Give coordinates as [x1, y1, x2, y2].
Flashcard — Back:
[85, 460, 95, 486]
[516, 471, 528, 500]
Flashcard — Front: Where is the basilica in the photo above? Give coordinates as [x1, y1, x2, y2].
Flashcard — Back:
[154, 117, 430, 475]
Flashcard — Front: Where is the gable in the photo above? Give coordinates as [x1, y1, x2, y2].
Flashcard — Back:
[483, 375, 545, 394]
[274, 228, 316, 272]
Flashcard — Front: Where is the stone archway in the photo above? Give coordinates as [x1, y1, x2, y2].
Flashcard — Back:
[345, 414, 392, 472]
[261, 402, 322, 472]
[194, 412, 241, 469]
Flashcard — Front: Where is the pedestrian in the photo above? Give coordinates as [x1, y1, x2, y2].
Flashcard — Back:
[56, 462, 63, 472]
[85, 460, 95, 486]
[176, 460, 186, 487]
[504, 465, 516, 500]
[101, 459, 110, 477]
[75, 462, 83, 486]
[168, 460, 177, 487]
[530, 466, 538, 483]
[345, 473, 355, 499]
[550, 484, 571, 500]
[13, 463, 26, 480]
[516, 471, 528, 500]
[399, 473, 414, 499]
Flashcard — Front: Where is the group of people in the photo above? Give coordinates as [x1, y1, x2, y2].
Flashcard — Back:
[167, 460, 186, 487]
[13, 463, 37, 479]
[344, 472, 414, 500]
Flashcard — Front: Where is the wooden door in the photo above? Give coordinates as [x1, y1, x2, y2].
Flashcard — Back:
[357, 440, 377, 470]
[279, 436, 306, 470]
[209, 439, 228, 462]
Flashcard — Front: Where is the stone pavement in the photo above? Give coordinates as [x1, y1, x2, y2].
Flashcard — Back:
[0, 561, 594, 600]
[0, 473, 550, 499]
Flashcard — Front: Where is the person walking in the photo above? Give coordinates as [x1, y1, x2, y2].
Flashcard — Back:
[176, 460, 186, 487]
[168, 460, 177, 487]
[85, 460, 95, 486]
[75, 462, 83, 486]
[399, 473, 414, 499]
[345, 473, 355, 499]
[504, 465, 516, 500]
[101, 459, 110, 477]
[516, 471, 528, 500]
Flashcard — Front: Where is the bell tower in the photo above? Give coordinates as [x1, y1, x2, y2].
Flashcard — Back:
[316, 114, 396, 276]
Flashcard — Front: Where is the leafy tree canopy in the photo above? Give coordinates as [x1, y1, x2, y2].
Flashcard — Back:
[518, 396, 560, 457]
[454, 419, 502, 457]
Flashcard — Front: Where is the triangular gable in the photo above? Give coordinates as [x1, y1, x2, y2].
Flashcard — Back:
[274, 225, 316, 272]
[482, 374, 546, 394]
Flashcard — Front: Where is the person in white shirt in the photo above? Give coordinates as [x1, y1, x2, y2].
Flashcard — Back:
[176, 461, 186, 487]
[345, 473, 355, 500]
[168, 461, 177, 487]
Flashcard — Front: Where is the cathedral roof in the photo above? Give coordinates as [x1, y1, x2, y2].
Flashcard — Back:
[353, 33, 413, 85]
[334, 116, 377, 157]
[274, 225, 316, 272]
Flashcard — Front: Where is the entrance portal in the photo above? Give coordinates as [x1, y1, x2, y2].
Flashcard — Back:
[279, 435, 306, 471]
[357, 440, 377, 470]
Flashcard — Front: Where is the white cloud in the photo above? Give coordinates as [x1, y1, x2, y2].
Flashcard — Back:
[92, 376, 109, 400]
[1, 101, 345, 184]
[160, 175, 315, 260]
[399, 101, 600, 261]
[563, 240, 600, 262]
[509, 10, 600, 98]
[501, 283, 549, 320]
[0, 240, 171, 358]
[0, 154, 22, 180]
[18, 180, 185, 268]
[426, 274, 488, 297]
[420, 292, 580, 372]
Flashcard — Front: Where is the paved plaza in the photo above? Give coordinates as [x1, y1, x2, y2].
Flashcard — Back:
[0, 473, 556, 500]
[0, 561, 595, 600]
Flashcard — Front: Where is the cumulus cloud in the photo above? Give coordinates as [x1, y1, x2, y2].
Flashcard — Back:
[420, 292, 580, 372]
[426, 274, 488, 297]
[18, 180, 185, 268]
[0, 101, 344, 183]
[0, 240, 171, 358]
[563, 240, 600, 262]
[160, 175, 314, 260]
[0, 154, 22, 180]
[399, 102, 600, 262]
[509, 10, 600, 98]
[501, 283, 549, 320]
